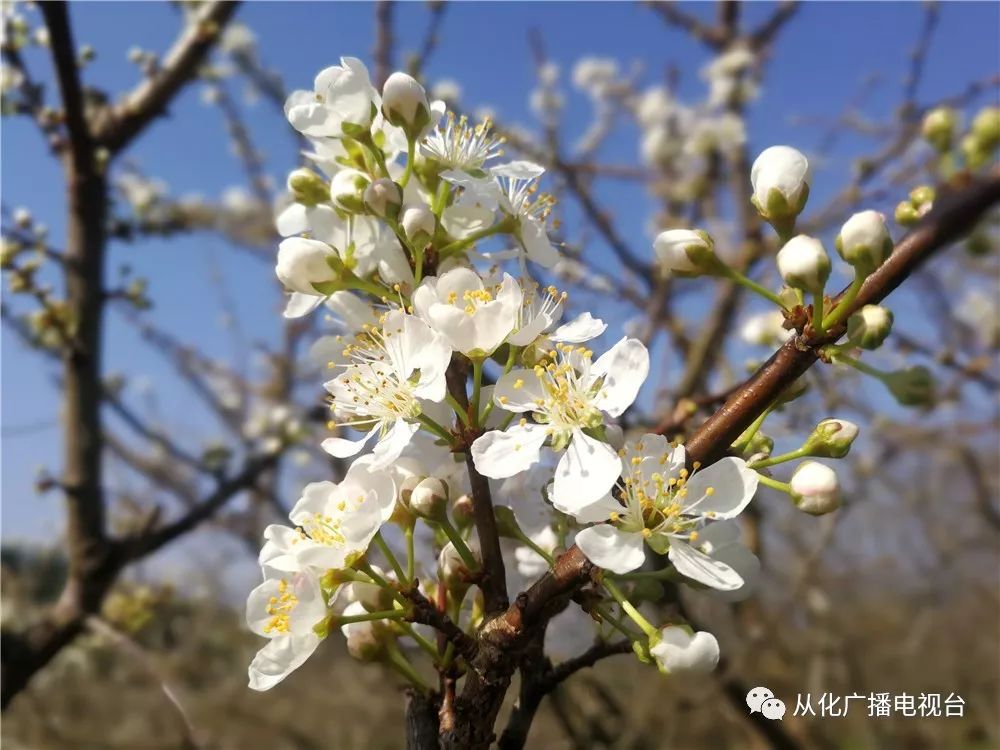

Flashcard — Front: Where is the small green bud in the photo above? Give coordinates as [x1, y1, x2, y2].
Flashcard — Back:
[921, 107, 957, 152]
[970, 106, 1000, 151]
[847, 304, 893, 349]
[287, 167, 330, 206]
[884, 365, 935, 407]
[802, 418, 859, 459]
[329, 168, 370, 213]
[894, 200, 921, 227]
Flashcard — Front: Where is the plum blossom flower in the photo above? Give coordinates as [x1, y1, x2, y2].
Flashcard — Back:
[246, 565, 328, 690]
[322, 310, 451, 469]
[571, 435, 758, 587]
[285, 57, 378, 138]
[413, 267, 522, 357]
[650, 626, 720, 674]
[471, 336, 648, 511]
[270, 457, 397, 572]
[493, 161, 560, 267]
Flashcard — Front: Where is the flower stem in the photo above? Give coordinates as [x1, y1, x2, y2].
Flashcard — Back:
[731, 404, 774, 453]
[374, 531, 407, 583]
[384, 639, 432, 694]
[404, 526, 415, 583]
[417, 414, 454, 444]
[603, 579, 657, 638]
[823, 270, 865, 328]
[438, 217, 516, 259]
[431, 180, 450, 218]
[337, 608, 406, 625]
[399, 622, 440, 663]
[755, 473, 794, 495]
[749, 446, 808, 470]
[446, 392, 472, 427]
[400, 137, 416, 188]
[812, 291, 826, 336]
[723, 267, 787, 308]
[471, 358, 484, 427]
[826, 348, 889, 381]
[439, 519, 479, 572]
[594, 604, 643, 640]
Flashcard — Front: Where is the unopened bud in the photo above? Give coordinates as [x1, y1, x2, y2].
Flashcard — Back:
[884, 365, 935, 408]
[339, 602, 389, 661]
[847, 304, 893, 349]
[330, 168, 371, 213]
[400, 204, 436, 243]
[970, 106, 1000, 152]
[493, 505, 525, 540]
[363, 178, 403, 219]
[451, 494, 474, 530]
[653, 229, 724, 277]
[275, 237, 342, 296]
[439, 540, 480, 591]
[750, 145, 811, 231]
[409, 477, 448, 519]
[894, 200, 921, 227]
[835, 210, 892, 274]
[745, 430, 774, 459]
[790, 461, 841, 515]
[381, 72, 432, 138]
[909, 185, 935, 208]
[803, 418, 859, 459]
[287, 167, 330, 206]
[776, 235, 830, 293]
[921, 107, 956, 152]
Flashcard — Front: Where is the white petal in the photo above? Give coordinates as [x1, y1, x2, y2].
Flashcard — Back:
[521, 218, 560, 268]
[248, 634, 321, 691]
[551, 312, 607, 343]
[668, 539, 744, 591]
[590, 337, 649, 417]
[556, 492, 623, 524]
[321, 426, 376, 458]
[552, 430, 621, 510]
[470, 423, 547, 479]
[276, 203, 309, 237]
[492, 160, 546, 180]
[283, 292, 325, 319]
[575, 525, 646, 574]
[441, 205, 495, 239]
[650, 627, 719, 674]
[493, 368, 545, 412]
[683, 457, 758, 519]
[370, 419, 419, 471]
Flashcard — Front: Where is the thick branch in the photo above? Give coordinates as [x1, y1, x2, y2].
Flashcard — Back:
[93, 1, 240, 154]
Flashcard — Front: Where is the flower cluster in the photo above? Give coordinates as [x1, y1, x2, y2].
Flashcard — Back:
[247, 56, 886, 697]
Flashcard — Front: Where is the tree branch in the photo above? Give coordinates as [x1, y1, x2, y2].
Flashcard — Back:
[93, 1, 240, 154]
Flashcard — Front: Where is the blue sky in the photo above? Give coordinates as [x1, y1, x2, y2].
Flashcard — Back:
[3, 1, 998, 549]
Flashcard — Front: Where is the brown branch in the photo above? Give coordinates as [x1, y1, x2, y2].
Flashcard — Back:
[404, 585, 479, 663]
[749, 1, 800, 51]
[93, 1, 240, 154]
[372, 0, 395, 90]
[646, 1, 727, 48]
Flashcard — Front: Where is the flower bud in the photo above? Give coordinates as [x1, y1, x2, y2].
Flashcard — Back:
[381, 72, 432, 137]
[835, 210, 892, 274]
[275, 237, 341, 295]
[287, 167, 330, 206]
[409, 477, 449, 519]
[439, 539, 480, 593]
[750, 145, 811, 228]
[451, 494, 474, 530]
[847, 304, 893, 349]
[740, 310, 792, 347]
[776, 235, 830, 293]
[909, 185, 935, 209]
[363, 177, 403, 219]
[802, 418, 859, 459]
[649, 626, 719, 675]
[894, 200, 921, 227]
[745, 430, 774, 459]
[921, 106, 956, 152]
[970, 106, 1000, 152]
[13, 207, 32, 229]
[493, 505, 525, 540]
[340, 602, 388, 661]
[884, 365, 935, 408]
[400, 204, 436, 244]
[653, 229, 724, 277]
[790, 461, 841, 515]
[960, 133, 991, 170]
[330, 168, 371, 213]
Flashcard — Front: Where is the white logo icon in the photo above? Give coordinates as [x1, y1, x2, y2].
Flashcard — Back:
[747, 686, 785, 720]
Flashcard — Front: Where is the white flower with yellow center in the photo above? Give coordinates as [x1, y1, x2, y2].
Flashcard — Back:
[246, 566, 327, 691]
[506, 280, 566, 347]
[286, 457, 397, 572]
[471, 336, 648, 511]
[572, 436, 758, 586]
[322, 309, 452, 470]
[492, 161, 559, 268]
[422, 112, 505, 173]
[413, 267, 522, 357]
